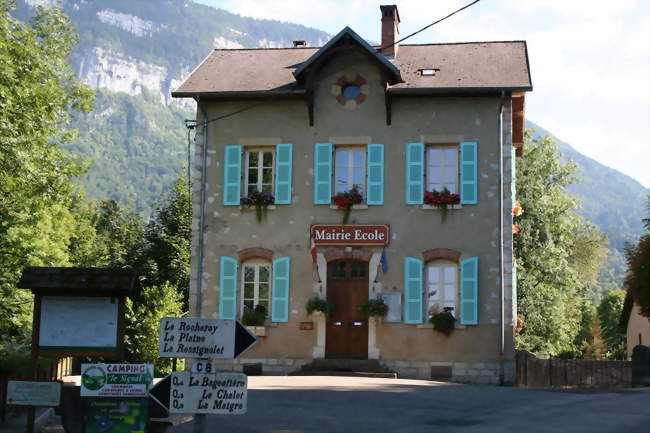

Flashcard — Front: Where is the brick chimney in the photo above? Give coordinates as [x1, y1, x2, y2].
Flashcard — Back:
[380, 5, 400, 58]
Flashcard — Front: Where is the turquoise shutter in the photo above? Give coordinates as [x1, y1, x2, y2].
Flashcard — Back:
[223, 145, 242, 205]
[366, 143, 384, 205]
[403, 257, 423, 324]
[219, 256, 238, 320]
[460, 141, 478, 204]
[460, 256, 479, 325]
[313, 143, 332, 204]
[405, 142, 424, 204]
[274, 143, 293, 204]
[272, 256, 291, 322]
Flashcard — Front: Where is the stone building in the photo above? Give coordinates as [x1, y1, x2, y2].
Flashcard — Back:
[172, 5, 531, 384]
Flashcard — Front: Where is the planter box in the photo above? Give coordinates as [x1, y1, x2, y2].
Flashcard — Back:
[246, 326, 266, 337]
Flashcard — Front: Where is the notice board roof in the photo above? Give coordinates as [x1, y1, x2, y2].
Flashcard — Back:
[18, 267, 141, 296]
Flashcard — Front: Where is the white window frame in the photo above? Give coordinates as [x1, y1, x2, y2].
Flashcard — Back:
[425, 260, 458, 319]
[426, 144, 459, 194]
[244, 147, 275, 196]
[334, 146, 366, 196]
[240, 260, 272, 318]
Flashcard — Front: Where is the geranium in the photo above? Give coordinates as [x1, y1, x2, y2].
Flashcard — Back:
[423, 188, 460, 207]
[512, 200, 524, 216]
[241, 191, 275, 223]
[331, 186, 363, 224]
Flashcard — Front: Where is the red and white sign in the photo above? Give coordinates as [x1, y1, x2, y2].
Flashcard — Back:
[310, 224, 390, 246]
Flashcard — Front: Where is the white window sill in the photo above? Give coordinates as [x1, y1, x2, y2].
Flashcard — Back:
[240, 205, 277, 211]
[329, 204, 368, 210]
[421, 204, 462, 210]
[245, 325, 267, 337]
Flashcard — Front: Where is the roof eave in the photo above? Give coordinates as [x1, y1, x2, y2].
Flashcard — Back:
[388, 86, 533, 96]
[171, 89, 307, 100]
[293, 26, 402, 83]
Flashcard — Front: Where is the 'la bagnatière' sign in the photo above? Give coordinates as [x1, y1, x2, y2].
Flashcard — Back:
[310, 224, 389, 246]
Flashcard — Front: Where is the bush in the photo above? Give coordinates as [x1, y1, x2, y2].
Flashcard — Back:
[359, 298, 389, 318]
[306, 296, 332, 316]
[430, 311, 456, 336]
[242, 304, 267, 326]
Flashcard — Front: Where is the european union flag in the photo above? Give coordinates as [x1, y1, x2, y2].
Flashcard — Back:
[380, 249, 388, 274]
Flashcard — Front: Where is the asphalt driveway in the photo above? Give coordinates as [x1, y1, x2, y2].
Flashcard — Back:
[168, 376, 650, 433]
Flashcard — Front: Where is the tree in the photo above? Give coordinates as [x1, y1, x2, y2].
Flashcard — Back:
[514, 132, 607, 357]
[597, 290, 627, 359]
[0, 1, 93, 340]
[143, 176, 191, 307]
[625, 197, 650, 319]
[124, 282, 183, 375]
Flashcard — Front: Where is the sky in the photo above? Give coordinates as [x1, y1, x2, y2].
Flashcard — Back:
[195, 0, 650, 188]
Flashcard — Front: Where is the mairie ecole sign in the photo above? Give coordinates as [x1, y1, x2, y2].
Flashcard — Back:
[310, 224, 389, 246]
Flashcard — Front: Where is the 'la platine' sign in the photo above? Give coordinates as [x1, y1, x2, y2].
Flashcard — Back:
[310, 224, 390, 246]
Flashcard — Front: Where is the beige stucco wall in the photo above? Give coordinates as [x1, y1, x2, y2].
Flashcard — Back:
[187, 50, 516, 372]
[627, 301, 650, 359]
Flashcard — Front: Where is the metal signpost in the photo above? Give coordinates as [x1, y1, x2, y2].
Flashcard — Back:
[156, 317, 257, 432]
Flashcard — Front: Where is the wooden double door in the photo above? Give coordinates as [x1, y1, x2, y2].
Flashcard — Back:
[325, 260, 369, 359]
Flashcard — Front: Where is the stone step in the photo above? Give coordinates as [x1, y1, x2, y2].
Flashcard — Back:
[299, 358, 394, 374]
[289, 370, 397, 379]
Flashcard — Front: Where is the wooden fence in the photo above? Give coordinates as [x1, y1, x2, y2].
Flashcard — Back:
[516, 350, 632, 388]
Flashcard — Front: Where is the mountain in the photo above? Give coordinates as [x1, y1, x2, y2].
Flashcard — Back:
[12, 1, 648, 293]
[12, 0, 330, 213]
[527, 120, 648, 296]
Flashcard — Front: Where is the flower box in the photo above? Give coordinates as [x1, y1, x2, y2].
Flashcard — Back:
[246, 326, 266, 337]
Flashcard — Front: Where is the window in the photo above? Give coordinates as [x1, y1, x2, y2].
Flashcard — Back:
[223, 144, 293, 206]
[245, 148, 274, 195]
[426, 145, 458, 194]
[240, 261, 271, 317]
[426, 261, 457, 319]
[405, 141, 477, 205]
[334, 147, 365, 195]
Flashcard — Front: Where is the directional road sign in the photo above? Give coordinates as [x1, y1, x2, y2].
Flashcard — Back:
[169, 372, 248, 414]
[159, 318, 257, 359]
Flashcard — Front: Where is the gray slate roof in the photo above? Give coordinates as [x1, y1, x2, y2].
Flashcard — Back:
[173, 40, 531, 97]
[18, 267, 140, 295]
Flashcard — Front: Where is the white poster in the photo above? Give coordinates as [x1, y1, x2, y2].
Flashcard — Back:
[80, 364, 154, 397]
[39, 296, 118, 348]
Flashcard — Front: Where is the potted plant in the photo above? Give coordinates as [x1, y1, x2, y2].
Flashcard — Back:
[359, 297, 389, 318]
[242, 304, 267, 336]
[332, 186, 363, 224]
[241, 191, 275, 223]
[424, 188, 460, 220]
[430, 307, 456, 336]
[306, 296, 332, 317]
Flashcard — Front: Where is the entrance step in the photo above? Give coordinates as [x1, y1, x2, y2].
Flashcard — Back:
[293, 359, 397, 378]
[289, 370, 397, 379]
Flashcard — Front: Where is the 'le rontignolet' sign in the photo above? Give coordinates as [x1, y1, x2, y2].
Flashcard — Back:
[159, 318, 257, 359]
[310, 224, 390, 246]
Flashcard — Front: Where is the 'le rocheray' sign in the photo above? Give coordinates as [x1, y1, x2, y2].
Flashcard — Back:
[159, 318, 257, 359]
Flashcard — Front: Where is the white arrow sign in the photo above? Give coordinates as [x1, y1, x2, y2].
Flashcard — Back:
[159, 318, 257, 359]
[170, 372, 247, 414]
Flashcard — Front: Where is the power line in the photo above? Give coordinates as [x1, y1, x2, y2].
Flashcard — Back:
[379, 0, 482, 50]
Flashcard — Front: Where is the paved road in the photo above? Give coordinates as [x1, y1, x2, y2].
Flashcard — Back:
[168, 376, 650, 433]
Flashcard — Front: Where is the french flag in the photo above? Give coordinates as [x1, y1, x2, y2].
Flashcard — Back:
[310, 235, 317, 264]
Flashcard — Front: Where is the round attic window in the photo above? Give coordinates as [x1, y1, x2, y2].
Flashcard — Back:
[342, 84, 361, 100]
[332, 72, 368, 108]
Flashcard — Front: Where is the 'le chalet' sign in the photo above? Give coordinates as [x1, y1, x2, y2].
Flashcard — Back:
[310, 224, 390, 246]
